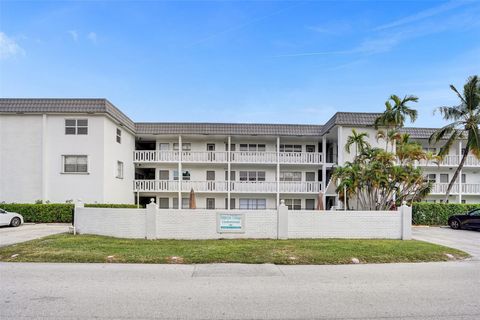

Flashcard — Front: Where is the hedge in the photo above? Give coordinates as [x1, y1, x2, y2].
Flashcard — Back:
[0, 203, 139, 224]
[412, 203, 480, 226]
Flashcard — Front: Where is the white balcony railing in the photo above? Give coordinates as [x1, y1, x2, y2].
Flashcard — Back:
[279, 152, 322, 164]
[230, 151, 277, 164]
[134, 150, 323, 164]
[418, 155, 480, 167]
[134, 180, 322, 193]
[279, 181, 322, 193]
[430, 183, 480, 195]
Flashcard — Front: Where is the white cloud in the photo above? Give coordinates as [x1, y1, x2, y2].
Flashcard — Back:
[68, 30, 78, 42]
[374, 0, 470, 31]
[87, 32, 97, 44]
[0, 32, 25, 59]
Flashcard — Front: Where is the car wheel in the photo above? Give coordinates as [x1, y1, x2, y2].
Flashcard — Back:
[449, 219, 461, 230]
[10, 217, 21, 227]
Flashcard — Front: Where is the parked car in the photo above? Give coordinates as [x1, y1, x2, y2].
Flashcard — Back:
[0, 209, 24, 227]
[448, 209, 480, 230]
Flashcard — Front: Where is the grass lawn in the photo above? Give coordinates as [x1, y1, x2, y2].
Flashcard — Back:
[0, 234, 469, 264]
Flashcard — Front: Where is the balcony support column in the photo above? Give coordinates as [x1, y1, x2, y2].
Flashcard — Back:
[276, 136, 280, 209]
[322, 135, 327, 207]
[227, 136, 231, 210]
[458, 141, 463, 204]
[178, 135, 182, 209]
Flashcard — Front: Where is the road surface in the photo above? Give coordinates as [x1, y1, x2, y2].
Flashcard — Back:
[1, 261, 479, 319]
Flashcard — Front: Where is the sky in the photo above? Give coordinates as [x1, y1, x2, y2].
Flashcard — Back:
[0, 0, 479, 128]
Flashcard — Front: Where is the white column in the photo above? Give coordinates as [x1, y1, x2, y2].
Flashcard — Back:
[400, 203, 412, 240]
[145, 199, 158, 240]
[321, 136, 327, 206]
[458, 141, 463, 204]
[276, 136, 280, 209]
[227, 136, 231, 210]
[337, 126, 343, 165]
[178, 135, 182, 209]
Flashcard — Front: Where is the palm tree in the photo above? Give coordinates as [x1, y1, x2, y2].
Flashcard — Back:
[375, 94, 419, 129]
[429, 75, 480, 201]
[345, 129, 370, 157]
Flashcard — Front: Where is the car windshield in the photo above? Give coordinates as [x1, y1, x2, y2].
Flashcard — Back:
[0, 209, 5, 213]
[469, 209, 480, 216]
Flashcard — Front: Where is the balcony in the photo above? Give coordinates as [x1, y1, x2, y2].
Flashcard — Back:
[133, 150, 323, 164]
[430, 183, 480, 195]
[418, 155, 480, 167]
[133, 180, 322, 193]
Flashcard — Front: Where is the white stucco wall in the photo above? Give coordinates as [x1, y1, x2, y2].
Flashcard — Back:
[102, 118, 135, 204]
[0, 115, 43, 202]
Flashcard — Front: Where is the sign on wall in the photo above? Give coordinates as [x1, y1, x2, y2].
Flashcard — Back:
[217, 213, 245, 233]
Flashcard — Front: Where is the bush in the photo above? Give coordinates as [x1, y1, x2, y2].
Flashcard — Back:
[0, 204, 74, 223]
[412, 203, 480, 225]
[0, 203, 138, 223]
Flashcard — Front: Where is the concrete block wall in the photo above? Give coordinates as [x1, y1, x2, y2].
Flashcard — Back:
[74, 202, 412, 240]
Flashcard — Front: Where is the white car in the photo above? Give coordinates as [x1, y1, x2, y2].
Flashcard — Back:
[0, 209, 24, 227]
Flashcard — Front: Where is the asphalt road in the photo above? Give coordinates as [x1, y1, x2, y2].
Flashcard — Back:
[0, 224, 71, 247]
[413, 227, 480, 259]
[1, 261, 479, 320]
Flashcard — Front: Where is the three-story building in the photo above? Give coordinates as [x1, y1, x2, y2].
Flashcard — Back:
[1, 99, 478, 208]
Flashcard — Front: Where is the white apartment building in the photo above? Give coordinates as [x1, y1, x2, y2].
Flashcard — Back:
[0, 99, 479, 208]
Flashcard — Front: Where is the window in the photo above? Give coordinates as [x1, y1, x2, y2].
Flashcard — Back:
[280, 171, 301, 181]
[239, 144, 265, 151]
[206, 171, 215, 180]
[461, 200, 466, 204]
[158, 143, 169, 151]
[440, 174, 449, 183]
[225, 171, 236, 181]
[65, 119, 88, 135]
[284, 199, 301, 210]
[280, 144, 302, 152]
[116, 161, 124, 179]
[306, 145, 315, 152]
[159, 198, 169, 209]
[158, 170, 169, 180]
[425, 174, 436, 183]
[173, 143, 191, 151]
[239, 199, 266, 210]
[63, 155, 88, 173]
[116, 128, 122, 143]
[207, 144, 215, 151]
[306, 199, 315, 210]
[240, 171, 265, 182]
[225, 198, 236, 209]
[461, 174, 466, 184]
[173, 170, 190, 180]
[225, 143, 236, 151]
[173, 198, 189, 209]
[469, 209, 480, 216]
[206, 198, 215, 210]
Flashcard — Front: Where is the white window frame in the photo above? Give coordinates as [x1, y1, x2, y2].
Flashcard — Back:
[284, 199, 301, 210]
[173, 143, 191, 151]
[173, 170, 191, 181]
[280, 171, 302, 182]
[62, 155, 88, 174]
[116, 128, 122, 144]
[65, 119, 88, 135]
[239, 199, 266, 210]
[116, 161, 124, 179]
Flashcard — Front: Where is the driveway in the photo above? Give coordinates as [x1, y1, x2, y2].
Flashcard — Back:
[413, 226, 480, 260]
[0, 223, 71, 247]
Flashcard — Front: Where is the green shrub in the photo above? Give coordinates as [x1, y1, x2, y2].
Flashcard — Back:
[412, 203, 480, 225]
[0, 204, 74, 223]
[85, 204, 138, 208]
[0, 203, 138, 223]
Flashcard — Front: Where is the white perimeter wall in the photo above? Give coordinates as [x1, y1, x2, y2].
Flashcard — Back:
[74, 205, 411, 240]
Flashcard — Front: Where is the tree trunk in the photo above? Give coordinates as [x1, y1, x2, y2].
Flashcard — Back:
[444, 146, 469, 201]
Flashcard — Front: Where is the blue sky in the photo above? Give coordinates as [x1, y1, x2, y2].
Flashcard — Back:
[1, 0, 479, 128]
